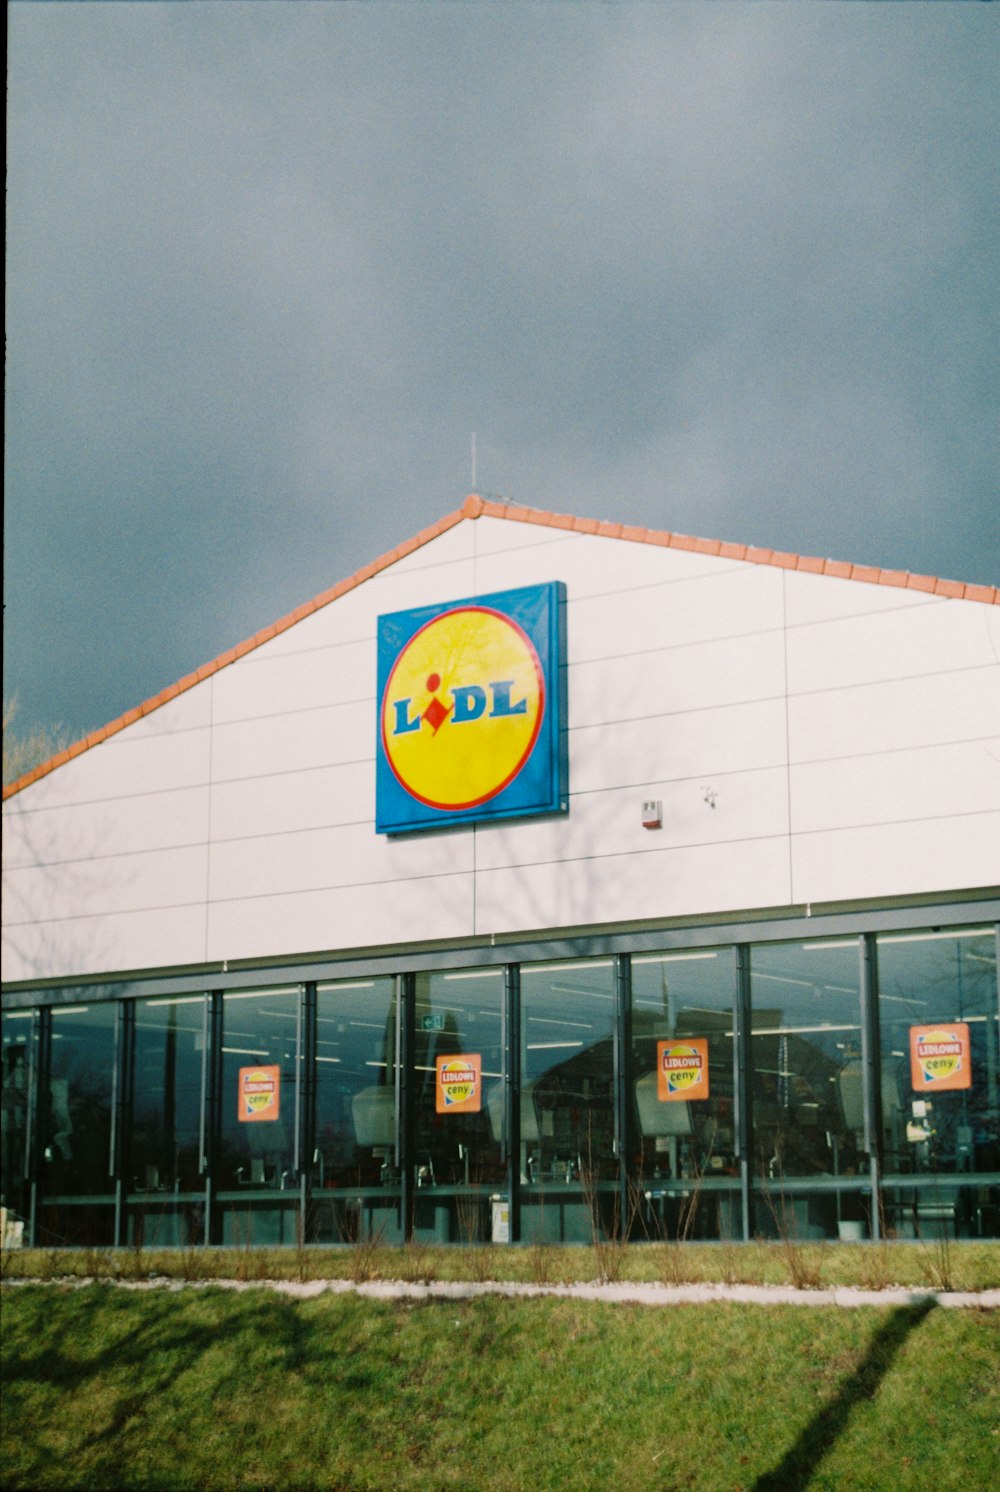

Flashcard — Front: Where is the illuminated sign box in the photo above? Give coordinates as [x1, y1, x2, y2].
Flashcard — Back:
[376, 581, 567, 834]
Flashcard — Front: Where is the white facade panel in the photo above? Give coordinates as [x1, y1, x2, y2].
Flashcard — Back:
[257, 549, 478, 660]
[466, 514, 568, 558]
[1, 786, 210, 870]
[471, 525, 740, 597]
[475, 836, 792, 935]
[570, 698, 788, 794]
[782, 569, 944, 627]
[210, 638, 372, 726]
[209, 699, 374, 783]
[474, 767, 789, 872]
[206, 871, 475, 964]
[568, 563, 784, 665]
[2, 904, 208, 982]
[121, 687, 213, 739]
[790, 741, 1000, 835]
[786, 598, 997, 696]
[3, 844, 208, 923]
[208, 818, 474, 903]
[209, 761, 371, 842]
[568, 629, 785, 729]
[5, 720, 212, 811]
[791, 812, 1000, 905]
[788, 668, 1000, 764]
[388, 518, 477, 572]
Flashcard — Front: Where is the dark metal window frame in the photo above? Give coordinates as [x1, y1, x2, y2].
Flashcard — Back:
[4, 894, 997, 1247]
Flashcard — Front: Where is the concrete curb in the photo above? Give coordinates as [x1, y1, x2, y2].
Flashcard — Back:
[4, 1275, 998, 1308]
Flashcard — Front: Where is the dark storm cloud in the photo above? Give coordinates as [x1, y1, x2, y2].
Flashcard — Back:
[5, 3, 998, 740]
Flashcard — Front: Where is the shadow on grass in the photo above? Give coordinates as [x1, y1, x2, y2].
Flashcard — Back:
[752, 1297, 937, 1492]
[2, 1286, 380, 1487]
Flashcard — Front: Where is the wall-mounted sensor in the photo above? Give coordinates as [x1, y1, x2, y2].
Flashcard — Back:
[642, 799, 662, 829]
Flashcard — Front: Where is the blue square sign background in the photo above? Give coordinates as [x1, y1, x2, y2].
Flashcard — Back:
[375, 581, 567, 834]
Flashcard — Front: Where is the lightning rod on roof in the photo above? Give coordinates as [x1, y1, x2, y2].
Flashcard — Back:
[471, 431, 477, 490]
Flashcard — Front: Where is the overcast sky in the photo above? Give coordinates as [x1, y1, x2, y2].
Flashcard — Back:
[6, 2, 999, 743]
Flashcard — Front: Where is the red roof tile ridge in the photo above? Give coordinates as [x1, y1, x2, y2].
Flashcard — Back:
[470, 497, 998, 602]
[3, 496, 996, 801]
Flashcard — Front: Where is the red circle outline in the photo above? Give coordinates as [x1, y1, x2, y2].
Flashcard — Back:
[381, 605, 546, 811]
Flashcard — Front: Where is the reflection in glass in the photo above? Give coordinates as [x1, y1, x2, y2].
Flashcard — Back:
[219, 988, 300, 1191]
[310, 978, 400, 1242]
[37, 1003, 117, 1246]
[127, 995, 207, 1245]
[520, 959, 615, 1243]
[43, 1004, 117, 1196]
[751, 940, 865, 1240]
[878, 928, 999, 1239]
[1, 1011, 33, 1230]
[632, 949, 738, 1240]
[413, 968, 504, 1243]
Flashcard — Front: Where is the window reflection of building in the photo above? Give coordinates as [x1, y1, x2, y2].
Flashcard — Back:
[632, 950, 738, 1241]
[750, 941, 868, 1240]
[217, 989, 300, 1247]
[309, 978, 401, 1243]
[519, 960, 615, 1244]
[878, 930, 999, 1239]
[7, 921, 997, 1247]
[1, 1015, 32, 1225]
[413, 969, 504, 1243]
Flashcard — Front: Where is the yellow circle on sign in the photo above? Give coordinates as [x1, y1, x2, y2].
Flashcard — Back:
[381, 606, 544, 810]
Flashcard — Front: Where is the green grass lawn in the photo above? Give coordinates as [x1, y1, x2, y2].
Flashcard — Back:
[2, 1285, 998, 1491]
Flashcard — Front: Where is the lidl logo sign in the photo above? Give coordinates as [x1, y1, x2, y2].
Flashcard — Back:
[376, 581, 566, 833]
[909, 1024, 972, 1093]
[656, 1039, 710, 1102]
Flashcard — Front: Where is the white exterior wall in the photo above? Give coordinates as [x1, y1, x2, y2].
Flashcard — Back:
[3, 512, 999, 983]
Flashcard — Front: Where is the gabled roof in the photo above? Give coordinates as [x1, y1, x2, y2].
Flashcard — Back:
[4, 494, 997, 801]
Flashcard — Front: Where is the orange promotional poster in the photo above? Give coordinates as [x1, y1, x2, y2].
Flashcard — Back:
[909, 1025, 971, 1092]
[436, 1054, 482, 1114]
[657, 1038, 709, 1102]
[239, 1065, 281, 1122]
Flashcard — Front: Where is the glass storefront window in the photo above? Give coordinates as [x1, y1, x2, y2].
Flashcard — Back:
[219, 987, 301, 1192]
[310, 977, 401, 1242]
[1, 1010, 34, 1233]
[519, 958, 615, 1243]
[632, 948, 739, 1239]
[413, 968, 505, 1243]
[38, 1002, 118, 1246]
[750, 940, 866, 1239]
[130, 995, 207, 1192]
[127, 994, 208, 1246]
[877, 928, 999, 1239]
[43, 1003, 117, 1197]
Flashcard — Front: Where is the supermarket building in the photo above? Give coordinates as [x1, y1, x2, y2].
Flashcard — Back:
[2, 495, 998, 1250]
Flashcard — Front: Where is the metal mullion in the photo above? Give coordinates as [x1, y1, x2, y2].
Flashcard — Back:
[860, 934, 883, 1240]
[504, 963, 521, 1244]
[204, 992, 223, 1244]
[300, 982, 317, 1240]
[397, 973, 415, 1242]
[735, 945, 752, 1241]
[613, 954, 633, 1238]
[112, 1000, 135, 1246]
[28, 1007, 51, 1248]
